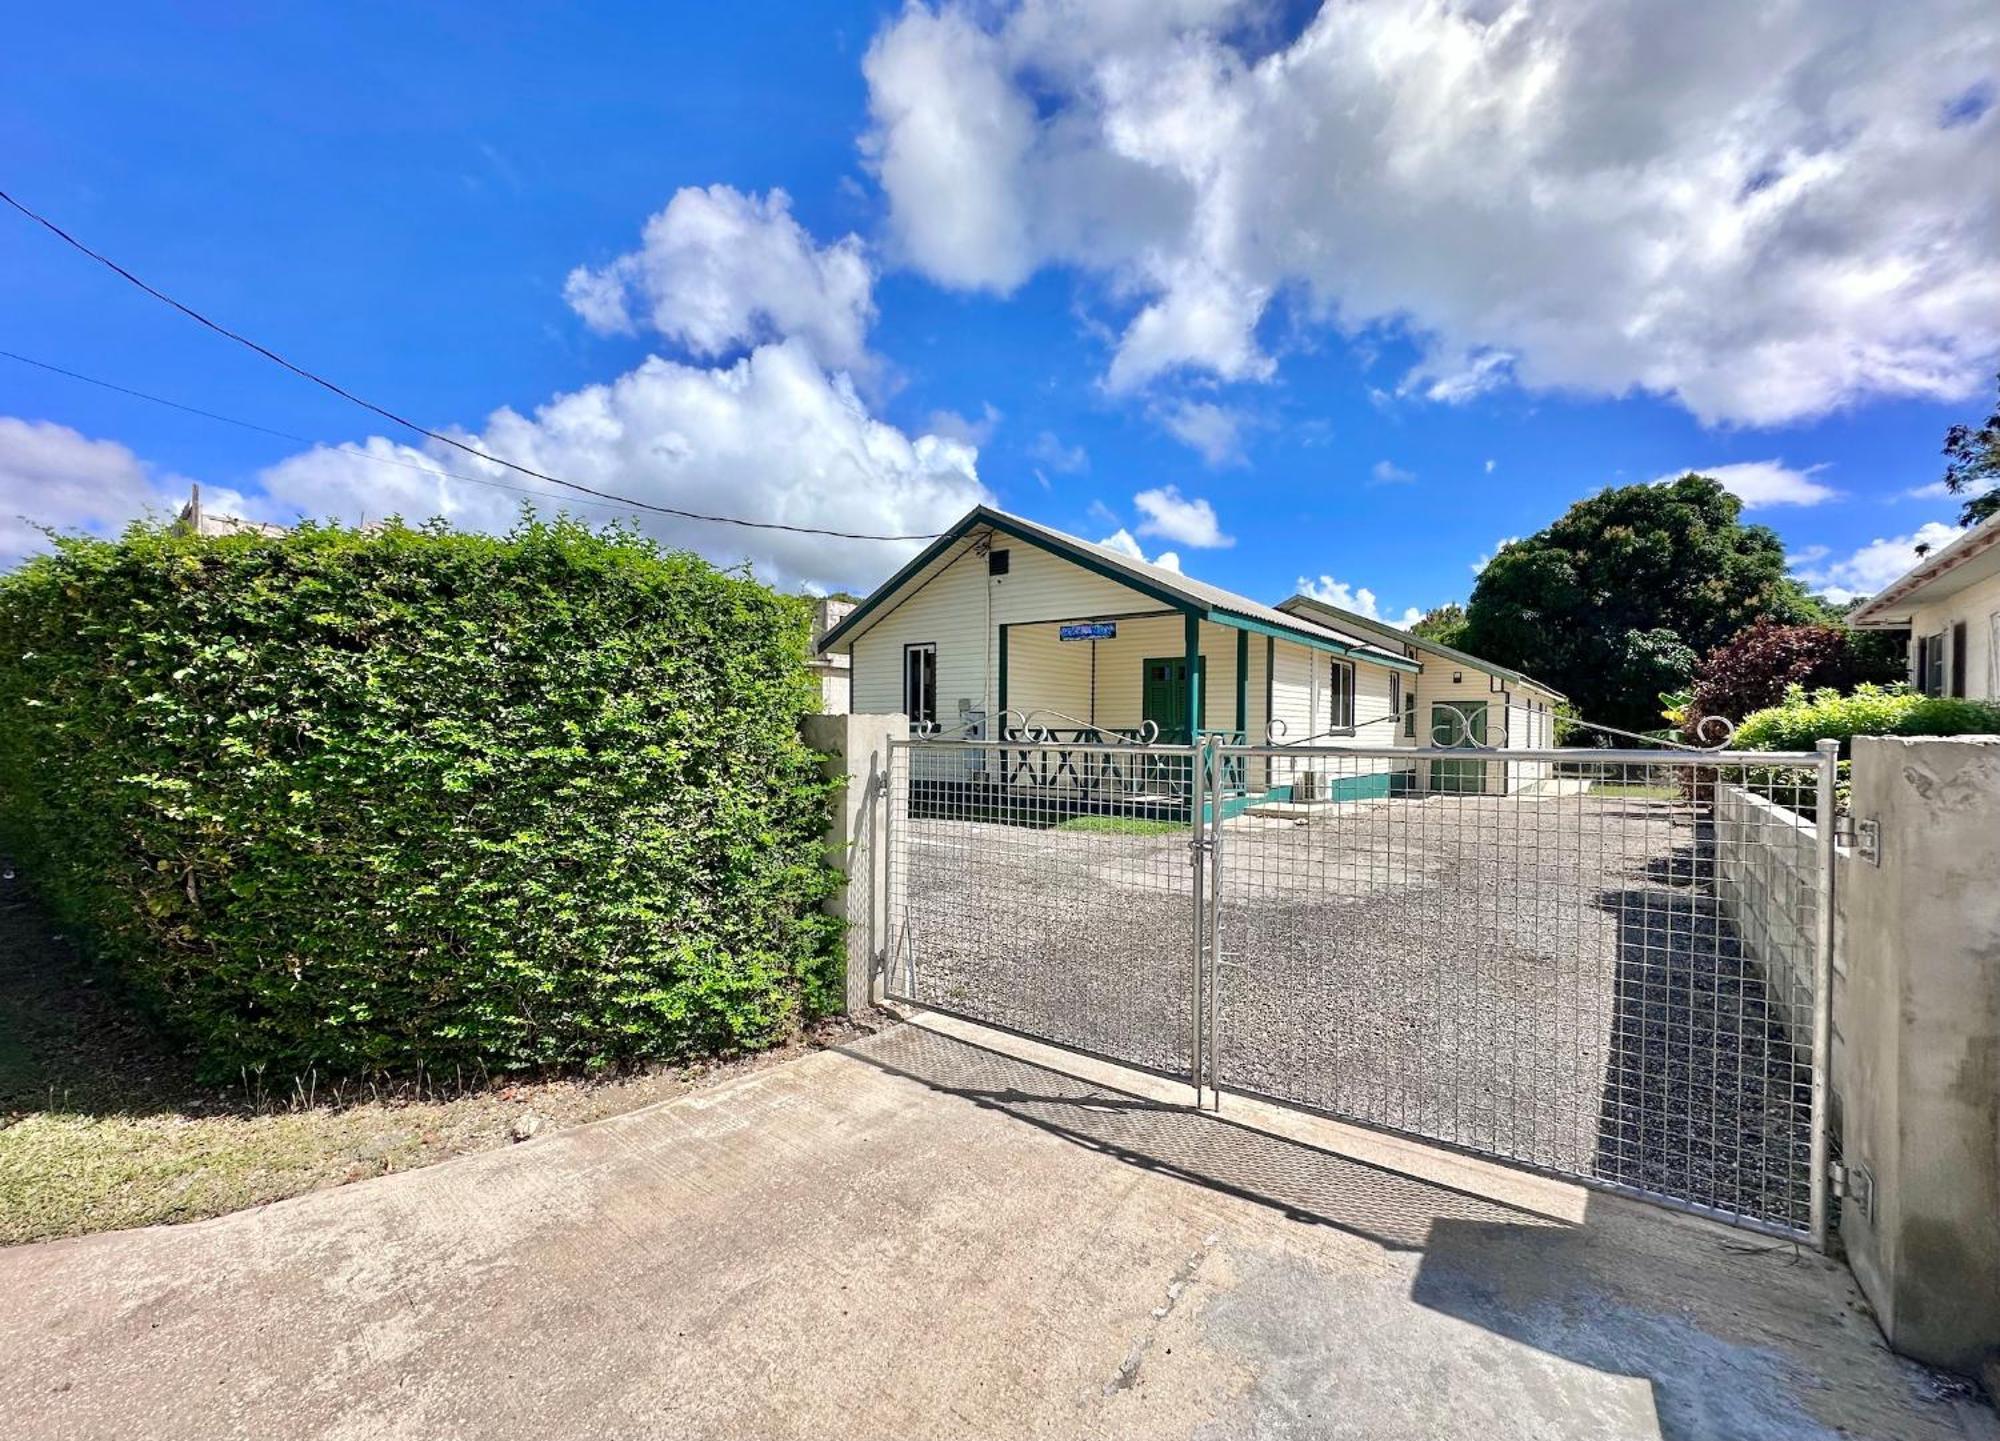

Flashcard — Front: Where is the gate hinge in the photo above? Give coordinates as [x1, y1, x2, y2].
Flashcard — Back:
[1830, 1160, 1875, 1222]
[1833, 813, 1878, 863]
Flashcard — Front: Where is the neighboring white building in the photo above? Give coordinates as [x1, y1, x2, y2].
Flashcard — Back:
[1277, 593, 1567, 795]
[172, 485, 287, 539]
[817, 505, 1565, 801]
[1849, 509, 2000, 701]
[808, 598, 855, 714]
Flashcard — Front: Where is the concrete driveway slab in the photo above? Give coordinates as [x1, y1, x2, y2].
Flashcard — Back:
[0, 1018, 1984, 1441]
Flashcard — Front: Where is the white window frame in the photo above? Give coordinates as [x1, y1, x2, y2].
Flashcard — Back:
[903, 642, 937, 728]
[1327, 657, 1356, 731]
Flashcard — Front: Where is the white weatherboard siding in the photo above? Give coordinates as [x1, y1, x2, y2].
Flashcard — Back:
[1906, 570, 2000, 702]
[851, 544, 1265, 746]
[852, 538, 1162, 721]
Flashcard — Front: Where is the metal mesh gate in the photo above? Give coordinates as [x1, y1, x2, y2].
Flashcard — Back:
[883, 735, 1835, 1245]
[883, 737, 1202, 1080]
[1205, 743, 1834, 1243]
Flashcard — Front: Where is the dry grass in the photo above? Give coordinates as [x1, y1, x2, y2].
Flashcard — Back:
[0, 878, 859, 1245]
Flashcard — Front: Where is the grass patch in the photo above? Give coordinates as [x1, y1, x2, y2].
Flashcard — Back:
[0, 880, 851, 1245]
[1587, 782, 1680, 799]
[1053, 815, 1187, 835]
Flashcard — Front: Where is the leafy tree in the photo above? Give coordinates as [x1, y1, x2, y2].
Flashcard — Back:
[1942, 372, 2000, 526]
[1409, 602, 1468, 649]
[1687, 618, 1905, 735]
[1460, 475, 1818, 734]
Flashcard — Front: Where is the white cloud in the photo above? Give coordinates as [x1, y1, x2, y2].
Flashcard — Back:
[1657, 460, 1838, 508]
[1098, 525, 1181, 573]
[928, 402, 1003, 446]
[1791, 521, 1965, 603]
[1134, 484, 1232, 548]
[0, 418, 239, 564]
[7, 190, 989, 594]
[863, 0, 2000, 425]
[1027, 429, 1089, 474]
[1903, 480, 1955, 500]
[1296, 574, 1423, 628]
[1370, 459, 1415, 486]
[1155, 400, 1245, 465]
[1472, 537, 1522, 575]
[1484, 458, 1497, 474]
[252, 340, 987, 591]
[563, 186, 875, 371]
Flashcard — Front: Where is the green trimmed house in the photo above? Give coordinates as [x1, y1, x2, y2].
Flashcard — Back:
[816, 506, 1565, 809]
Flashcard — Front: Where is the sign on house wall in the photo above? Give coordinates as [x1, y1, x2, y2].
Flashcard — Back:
[1059, 622, 1117, 641]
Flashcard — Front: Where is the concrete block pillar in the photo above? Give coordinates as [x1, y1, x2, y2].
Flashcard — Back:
[800, 711, 905, 1015]
[1837, 735, 2000, 1374]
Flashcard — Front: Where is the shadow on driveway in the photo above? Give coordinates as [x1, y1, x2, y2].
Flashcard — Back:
[839, 1020, 1567, 1254]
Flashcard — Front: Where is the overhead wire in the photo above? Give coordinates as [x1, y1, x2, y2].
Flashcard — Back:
[0, 187, 945, 542]
[0, 348, 665, 517]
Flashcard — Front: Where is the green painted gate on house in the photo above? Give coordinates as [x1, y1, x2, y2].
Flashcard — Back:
[1141, 655, 1206, 745]
[1429, 700, 1489, 794]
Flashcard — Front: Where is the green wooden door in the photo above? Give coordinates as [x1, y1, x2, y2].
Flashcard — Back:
[1429, 700, 1489, 794]
[1142, 656, 1206, 743]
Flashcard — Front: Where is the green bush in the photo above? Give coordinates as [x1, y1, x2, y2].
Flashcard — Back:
[0, 516, 841, 1080]
[1730, 682, 2000, 754]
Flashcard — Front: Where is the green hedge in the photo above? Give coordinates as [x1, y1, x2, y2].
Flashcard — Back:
[1731, 682, 2000, 753]
[0, 517, 841, 1080]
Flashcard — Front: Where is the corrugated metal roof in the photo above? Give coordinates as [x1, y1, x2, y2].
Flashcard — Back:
[818, 505, 1418, 670]
[1277, 594, 1568, 699]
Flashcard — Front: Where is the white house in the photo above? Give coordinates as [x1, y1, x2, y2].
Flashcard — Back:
[1849, 509, 2000, 700]
[816, 505, 1565, 805]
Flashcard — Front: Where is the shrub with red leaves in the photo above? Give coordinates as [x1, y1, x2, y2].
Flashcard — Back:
[1687, 618, 1904, 736]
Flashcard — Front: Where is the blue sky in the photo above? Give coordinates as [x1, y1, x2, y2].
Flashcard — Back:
[3, 3, 1996, 619]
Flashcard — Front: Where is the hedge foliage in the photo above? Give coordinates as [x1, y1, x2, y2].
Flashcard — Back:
[1730, 682, 2000, 754]
[1687, 618, 1903, 735]
[0, 516, 841, 1080]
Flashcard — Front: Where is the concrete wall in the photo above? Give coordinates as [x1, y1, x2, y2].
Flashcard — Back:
[1713, 783, 1823, 1047]
[800, 711, 903, 1016]
[1836, 735, 2000, 1375]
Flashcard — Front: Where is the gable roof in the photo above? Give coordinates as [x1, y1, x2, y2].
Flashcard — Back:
[818, 505, 1419, 671]
[1277, 593, 1568, 700]
[1847, 509, 2000, 628]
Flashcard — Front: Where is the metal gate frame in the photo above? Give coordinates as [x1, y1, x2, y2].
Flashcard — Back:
[1186, 738, 1839, 1248]
[883, 731, 1838, 1249]
[881, 734, 1208, 1083]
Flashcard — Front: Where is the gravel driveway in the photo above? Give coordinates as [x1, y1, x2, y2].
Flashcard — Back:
[888, 788, 1812, 1231]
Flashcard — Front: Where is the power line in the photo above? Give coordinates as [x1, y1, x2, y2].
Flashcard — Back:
[0, 348, 661, 516]
[0, 187, 945, 543]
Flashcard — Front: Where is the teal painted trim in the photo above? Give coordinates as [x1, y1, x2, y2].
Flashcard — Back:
[1184, 612, 1203, 732]
[1234, 627, 1248, 735]
[1329, 772, 1394, 803]
[1263, 635, 1274, 788]
[817, 505, 1202, 654]
[980, 511, 1199, 614]
[1207, 609, 1421, 672]
[1277, 594, 1567, 699]
[816, 530, 977, 653]
[997, 623, 1009, 718]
